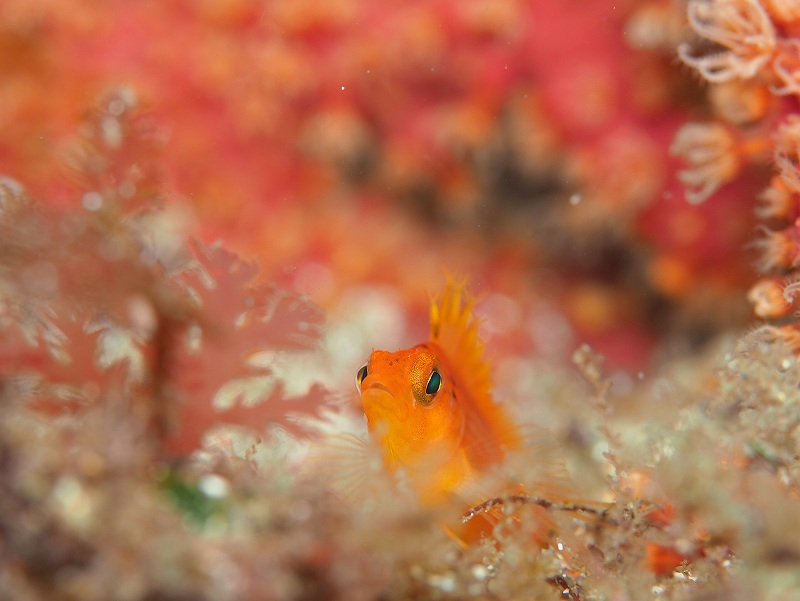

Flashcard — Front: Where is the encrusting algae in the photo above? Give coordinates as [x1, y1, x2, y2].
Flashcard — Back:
[2, 174, 800, 598]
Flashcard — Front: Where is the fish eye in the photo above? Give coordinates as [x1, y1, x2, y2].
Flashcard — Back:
[425, 369, 442, 395]
[410, 351, 442, 405]
[355, 363, 368, 393]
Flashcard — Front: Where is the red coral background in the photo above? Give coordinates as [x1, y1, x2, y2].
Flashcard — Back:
[0, 0, 772, 453]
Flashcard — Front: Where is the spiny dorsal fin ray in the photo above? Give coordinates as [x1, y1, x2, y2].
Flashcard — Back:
[430, 278, 493, 409]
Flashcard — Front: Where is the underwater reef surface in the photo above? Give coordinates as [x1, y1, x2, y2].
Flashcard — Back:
[2, 1, 800, 599]
[3, 171, 800, 599]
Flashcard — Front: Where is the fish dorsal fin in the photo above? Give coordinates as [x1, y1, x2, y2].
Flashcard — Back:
[430, 278, 493, 408]
[430, 278, 522, 466]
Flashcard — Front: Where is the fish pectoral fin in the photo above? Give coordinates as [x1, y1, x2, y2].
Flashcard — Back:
[504, 423, 578, 500]
[459, 422, 609, 540]
[507, 425, 612, 520]
[459, 422, 574, 498]
[304, 433, 394, 506]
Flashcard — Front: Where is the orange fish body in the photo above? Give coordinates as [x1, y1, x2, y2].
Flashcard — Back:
[350, 278, 587, 551]
[357, 282, 523, 508]
[345, 281, 673, 560]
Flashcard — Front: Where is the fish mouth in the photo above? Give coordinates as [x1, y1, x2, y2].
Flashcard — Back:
[361, 382, 408, 427]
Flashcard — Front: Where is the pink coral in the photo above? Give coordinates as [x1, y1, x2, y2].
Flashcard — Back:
[0, 94, 329, 456]
[672, 0, 800, 323]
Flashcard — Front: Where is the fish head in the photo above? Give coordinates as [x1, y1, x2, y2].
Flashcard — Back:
[356, 344, 463, 469]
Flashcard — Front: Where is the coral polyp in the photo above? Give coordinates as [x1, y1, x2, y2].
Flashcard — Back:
[670, 0, 800, 324]
[678, 0, 777, 83]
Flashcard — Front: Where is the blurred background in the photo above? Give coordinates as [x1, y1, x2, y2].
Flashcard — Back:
[0, 0, 771, 389]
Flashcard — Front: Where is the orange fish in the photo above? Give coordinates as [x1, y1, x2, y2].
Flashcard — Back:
[350, 279, 575, 539]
